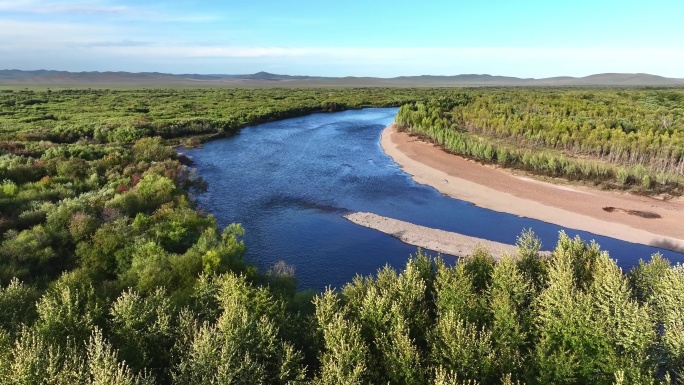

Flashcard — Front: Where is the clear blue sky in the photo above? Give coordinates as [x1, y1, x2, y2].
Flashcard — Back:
[1, 0, 683, 77]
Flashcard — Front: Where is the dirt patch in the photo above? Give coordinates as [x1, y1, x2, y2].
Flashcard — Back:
[603, 207, 662, 219]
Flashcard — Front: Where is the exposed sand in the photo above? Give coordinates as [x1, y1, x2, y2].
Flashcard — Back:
[381, 124, 684, 254]
[345, 212, 523, 259]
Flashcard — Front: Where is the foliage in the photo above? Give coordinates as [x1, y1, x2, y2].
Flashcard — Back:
[0, 223, 682, 384]
[0, 87, 683, 383]
[395, 89, 684, 194]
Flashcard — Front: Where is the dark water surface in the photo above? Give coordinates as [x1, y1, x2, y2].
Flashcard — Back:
[184, 108, 684, 290]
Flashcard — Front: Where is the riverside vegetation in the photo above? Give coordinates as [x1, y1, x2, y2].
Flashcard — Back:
[0, 87, 683, 384]
[395, 89, 684, 195]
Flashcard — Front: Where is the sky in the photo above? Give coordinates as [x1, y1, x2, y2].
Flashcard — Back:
[1, 0, 684, 78]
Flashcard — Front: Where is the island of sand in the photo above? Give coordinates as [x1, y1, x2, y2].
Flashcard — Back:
[358, 124, 684, 255]
[344, 212, 535, 259]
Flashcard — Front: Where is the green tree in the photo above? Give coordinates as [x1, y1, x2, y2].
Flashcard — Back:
[339, 261, 430, 384]
[314, 290, 369, 385]
[132, 137, 174, 163]
[534, 235, 607, 385]
[430, 311, 494, 382]
[489, 256, 531, 381]
[86, 328, 154, 385]
[435, 258, 487, 327]
[587, 253, 655, 382]
[173, 273, 306, 384]
[0, 225, 57, 283]
[75, 218, 136, 279]
[35, 271, 105, 346]
[0, 278, 39, 336]
[515, 229, 548, 292]
[2, 327, 86, 384]
[110, 288, 176, 380]
[628, 254, 670, 304]
[651, 263, 684, 380]
[107, 174, 177, 216]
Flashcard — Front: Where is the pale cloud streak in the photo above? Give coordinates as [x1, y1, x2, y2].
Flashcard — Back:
[0, 0, 136, 14]
[0, 0, 219, 22]
[80, 45, 684, 78]
[82, 39, 153, 47]
[93, 45, 684, 62]
[0, 19, 117, 46]
[0, 0, 40, 11]
[1, 3, 682, 78]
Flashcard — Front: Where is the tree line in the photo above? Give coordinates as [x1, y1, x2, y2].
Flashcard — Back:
[395, 89, 684, 194]
[0, 88, 434, 146]
[1, 230, 683, 385]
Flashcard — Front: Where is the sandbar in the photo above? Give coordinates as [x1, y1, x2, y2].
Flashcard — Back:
[345, 212, 522, 259]
[381, 124, 684, 254]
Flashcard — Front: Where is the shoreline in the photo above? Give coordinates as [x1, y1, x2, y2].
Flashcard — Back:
[381, 124, 684, 254]
[344, 212, 529, 259]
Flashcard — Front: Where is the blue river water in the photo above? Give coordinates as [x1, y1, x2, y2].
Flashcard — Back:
[183, 108, 684, 290]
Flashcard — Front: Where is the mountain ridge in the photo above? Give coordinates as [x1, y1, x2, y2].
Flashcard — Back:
[1, 69, 683, 87]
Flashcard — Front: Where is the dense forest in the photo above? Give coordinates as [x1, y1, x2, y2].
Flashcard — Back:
[0, 87, 683, 384]
[395, 89, 684, 194]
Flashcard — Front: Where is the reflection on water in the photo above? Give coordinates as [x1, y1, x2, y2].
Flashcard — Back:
[184, 108, 684, 290]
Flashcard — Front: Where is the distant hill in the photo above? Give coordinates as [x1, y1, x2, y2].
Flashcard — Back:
[1, 69, 683, 87]
[221, 71, 314, 80]
[534, 73, 684, 86]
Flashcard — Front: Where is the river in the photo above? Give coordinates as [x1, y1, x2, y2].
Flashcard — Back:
[182, 108, 684, 290]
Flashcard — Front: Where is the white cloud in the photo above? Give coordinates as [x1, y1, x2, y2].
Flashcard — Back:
[0, 19, 115, 46]
[0, 0, 218, 22]
[43, 44, 671, 77]
[0, 0, 136, 14]
[0, 0, 38, 11]
[93, 45, 684, 62]
[82, 39, 153, 47]
[1, 17, 683, 78]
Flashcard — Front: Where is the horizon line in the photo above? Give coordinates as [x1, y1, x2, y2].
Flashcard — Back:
[2, 69, 683, 80]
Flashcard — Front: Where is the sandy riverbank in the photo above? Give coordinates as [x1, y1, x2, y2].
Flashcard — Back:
[345, 212, 524, 259]
[381, 124, 684, 253]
